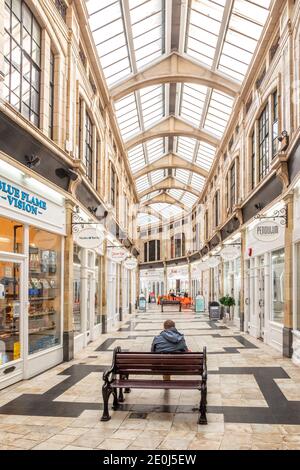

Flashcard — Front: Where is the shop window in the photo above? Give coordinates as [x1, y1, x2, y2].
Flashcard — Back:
[4, 0, 41, 127]
[258, 104, 269, 181]
[272, 90, 279, 158]
[271, 249, 285, 324]
[49, 51, 55, 139]
[95, 256, 101, 326]
[214, 190, 220, 228]
[251, 131, 256, 189]
[85, 111, 93, 181]
[110, 164, 116, 207]
[230, 161, 236, 209]
[0, 216, 23, 253]
[297, 244, 300, 330]
[28, 227, 62, 354]
[73, 244, 82, 335]
[144, 240, 161, 262]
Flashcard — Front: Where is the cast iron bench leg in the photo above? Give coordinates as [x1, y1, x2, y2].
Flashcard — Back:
[199, 383, 207, 425]
[112, 388, 119, 410]
[101, 383, 112, 421]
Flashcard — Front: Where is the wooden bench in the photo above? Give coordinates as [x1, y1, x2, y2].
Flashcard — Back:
[160, 300, 182, 312]
[100, 346, 207, 425]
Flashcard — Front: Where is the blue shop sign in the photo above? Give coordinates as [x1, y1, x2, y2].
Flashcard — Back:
[0, 179, 47, 216]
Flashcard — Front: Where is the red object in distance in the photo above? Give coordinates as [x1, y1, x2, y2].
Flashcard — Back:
[248, 248, 253, 257]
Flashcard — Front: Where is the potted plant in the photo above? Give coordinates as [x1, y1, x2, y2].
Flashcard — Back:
[219, 295, 236, 323]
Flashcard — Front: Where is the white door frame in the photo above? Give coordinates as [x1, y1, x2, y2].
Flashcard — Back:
[0, 253, 26, 389]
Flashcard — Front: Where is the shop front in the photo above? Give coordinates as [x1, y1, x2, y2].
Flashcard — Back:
[292, 187, 300, 365]
[221, 243, 241, 328]
[245, 209, 285, 352]
[140, 268, 164, 300]
[167, 266, 189, 294]
[72, 212, 104, 354]
[0, 160, 65, 389]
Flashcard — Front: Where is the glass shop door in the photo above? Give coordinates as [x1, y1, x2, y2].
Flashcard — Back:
[0, 257, 24, 389]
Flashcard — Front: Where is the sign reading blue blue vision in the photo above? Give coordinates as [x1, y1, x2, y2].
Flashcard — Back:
[0, 180, 47, 216]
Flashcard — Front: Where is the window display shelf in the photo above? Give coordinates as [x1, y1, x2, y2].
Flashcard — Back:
[29, 297, 56, 302]
[29, 312, 56, 317]
[29, 326, 56, 334]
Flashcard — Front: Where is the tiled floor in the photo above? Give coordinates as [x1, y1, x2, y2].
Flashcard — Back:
[1, 307, 300, 450]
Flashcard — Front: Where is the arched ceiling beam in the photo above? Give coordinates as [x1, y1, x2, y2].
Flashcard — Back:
[138, 177, 199, 198]
[110, 52, 239, 101]
[137, 207, 164, 223]
[133, 153, 208, 179]
[141, 193, 186, 211]
[125, 116, 220, 150]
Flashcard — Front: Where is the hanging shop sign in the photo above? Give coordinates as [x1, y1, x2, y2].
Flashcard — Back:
[109, 247, 128, 262]
[253, 220, 281, 243]
[124, 257, 138, 270]
[74, 227, 104, 249]
[207, 256, 220, 268]
[198, 260, 208, 272]
[220, 245, 240, 261]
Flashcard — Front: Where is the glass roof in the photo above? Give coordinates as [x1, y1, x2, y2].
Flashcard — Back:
[86, 0, 272, 220]
[137, 213, 160, 226]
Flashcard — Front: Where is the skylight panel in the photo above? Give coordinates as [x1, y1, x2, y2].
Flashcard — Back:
[140, 85, 164, 128]
[180, 84, 207, 127]
[149, 203, 183, 218]
[151, 170, 166, 185]
[175, 169, 190, 185]
[87, 1, 131, 86]
[190, 173, 205, 191]
[196, 142, 216, 171]
[204, 90, 233, 137]
[136, 175, 150, 192]
[181, 193, 198, 207]
[128, 144, 145, 172]
[147, 138, 165, 162]
[137, 213, 159, 226]
[177, 137, 196, 162]
[140, 191, 161, 202]
[217, 0, 271, 82]
[168, 189, 184, 200]
[186, 0, 225, 66]
[115, 93, 140, 139]
[129, 0, 164, 70]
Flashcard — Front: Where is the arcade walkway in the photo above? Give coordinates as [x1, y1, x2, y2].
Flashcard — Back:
[0, 307, 300, 450]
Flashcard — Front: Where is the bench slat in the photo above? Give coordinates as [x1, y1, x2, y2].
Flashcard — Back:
[116, 358, 203, 365]
[112, 379, 201, 389]
[116, 370, 203, 375]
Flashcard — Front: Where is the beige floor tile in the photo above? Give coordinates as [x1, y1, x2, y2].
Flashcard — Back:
[97, 438, 132, 450]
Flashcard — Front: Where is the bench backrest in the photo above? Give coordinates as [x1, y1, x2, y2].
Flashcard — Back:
[112, 348, 206, 376]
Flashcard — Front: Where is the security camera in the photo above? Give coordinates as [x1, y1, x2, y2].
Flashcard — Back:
[25, 154, 40, 168]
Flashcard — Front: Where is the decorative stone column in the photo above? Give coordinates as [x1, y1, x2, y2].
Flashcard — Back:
[0, 0, 5, 99]
[240, 230, 246, 331]
[119, 263, 123, 321]
[283, 193, 294, 357]
[163, 260, 167, 294]
[188, 261, 192, 297]
[101, 240, 108, 334]
[63, 201, 75, 361]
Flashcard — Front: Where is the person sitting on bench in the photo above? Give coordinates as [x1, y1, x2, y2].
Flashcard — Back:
[151, 319, 189, 380]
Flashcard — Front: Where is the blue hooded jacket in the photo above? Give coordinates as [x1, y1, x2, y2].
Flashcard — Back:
[151, 327, 188, 353]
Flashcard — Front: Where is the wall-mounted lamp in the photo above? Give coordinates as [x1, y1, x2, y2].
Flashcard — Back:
[25, 154, 40, 169]
[55, 167, 78, 181]
[254, 203, 263, 211]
